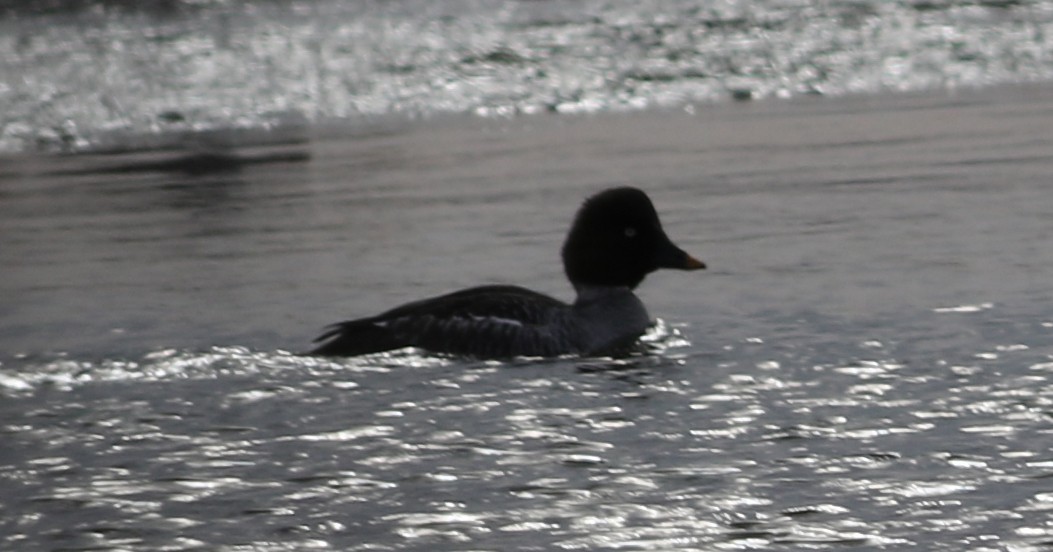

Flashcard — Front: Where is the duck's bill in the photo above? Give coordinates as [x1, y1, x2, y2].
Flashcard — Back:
[682, 254, 706, 270]
[655, 240, 707, 270]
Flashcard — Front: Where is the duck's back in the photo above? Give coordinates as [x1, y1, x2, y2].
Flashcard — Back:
[310, 285, 578, 358]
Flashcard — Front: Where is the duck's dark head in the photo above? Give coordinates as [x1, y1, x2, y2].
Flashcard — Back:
[561, 187, 705, 290]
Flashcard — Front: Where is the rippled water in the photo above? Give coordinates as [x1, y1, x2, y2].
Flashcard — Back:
[4, 321, 1053, 550]
[3, 0, 1053, 153]
[3, 86, 1053, 550]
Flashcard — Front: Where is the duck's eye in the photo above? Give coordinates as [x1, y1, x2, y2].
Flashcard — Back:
[624, 227, 637, 238]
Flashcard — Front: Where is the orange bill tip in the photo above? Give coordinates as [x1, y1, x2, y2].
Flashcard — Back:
[684, 254, 706, 270]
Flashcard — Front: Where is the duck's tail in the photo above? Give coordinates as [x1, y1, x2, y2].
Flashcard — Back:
[308, 318, 407, 357]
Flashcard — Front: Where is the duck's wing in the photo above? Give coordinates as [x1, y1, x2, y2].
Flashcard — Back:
[310, 285, 575, 358]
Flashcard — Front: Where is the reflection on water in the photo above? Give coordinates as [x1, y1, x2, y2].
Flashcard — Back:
[2, 0, 1053, 153]
[2, 305, 1052, 551]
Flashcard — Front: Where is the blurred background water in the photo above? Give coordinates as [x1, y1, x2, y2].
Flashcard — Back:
[3, 1, 1053, 551]
[2, 0, 1052, 153]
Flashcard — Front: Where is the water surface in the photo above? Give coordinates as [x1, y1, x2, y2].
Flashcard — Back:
[3, 86, 1053, 550]
[4, 0, 1053, 153]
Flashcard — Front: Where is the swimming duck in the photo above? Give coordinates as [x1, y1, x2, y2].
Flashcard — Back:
[310, 187, 704, 358]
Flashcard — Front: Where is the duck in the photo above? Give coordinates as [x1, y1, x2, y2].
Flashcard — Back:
[310, 187, 705, 358]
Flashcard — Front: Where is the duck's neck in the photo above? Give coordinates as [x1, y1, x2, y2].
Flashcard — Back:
[572, 283, 636, 303]
[569, 284, 652, 354]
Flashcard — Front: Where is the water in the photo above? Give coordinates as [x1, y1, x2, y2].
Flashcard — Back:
[4, 85, 1053, 550]
[4, 1, 1053, 549]
[3, 0, 1053, 153]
